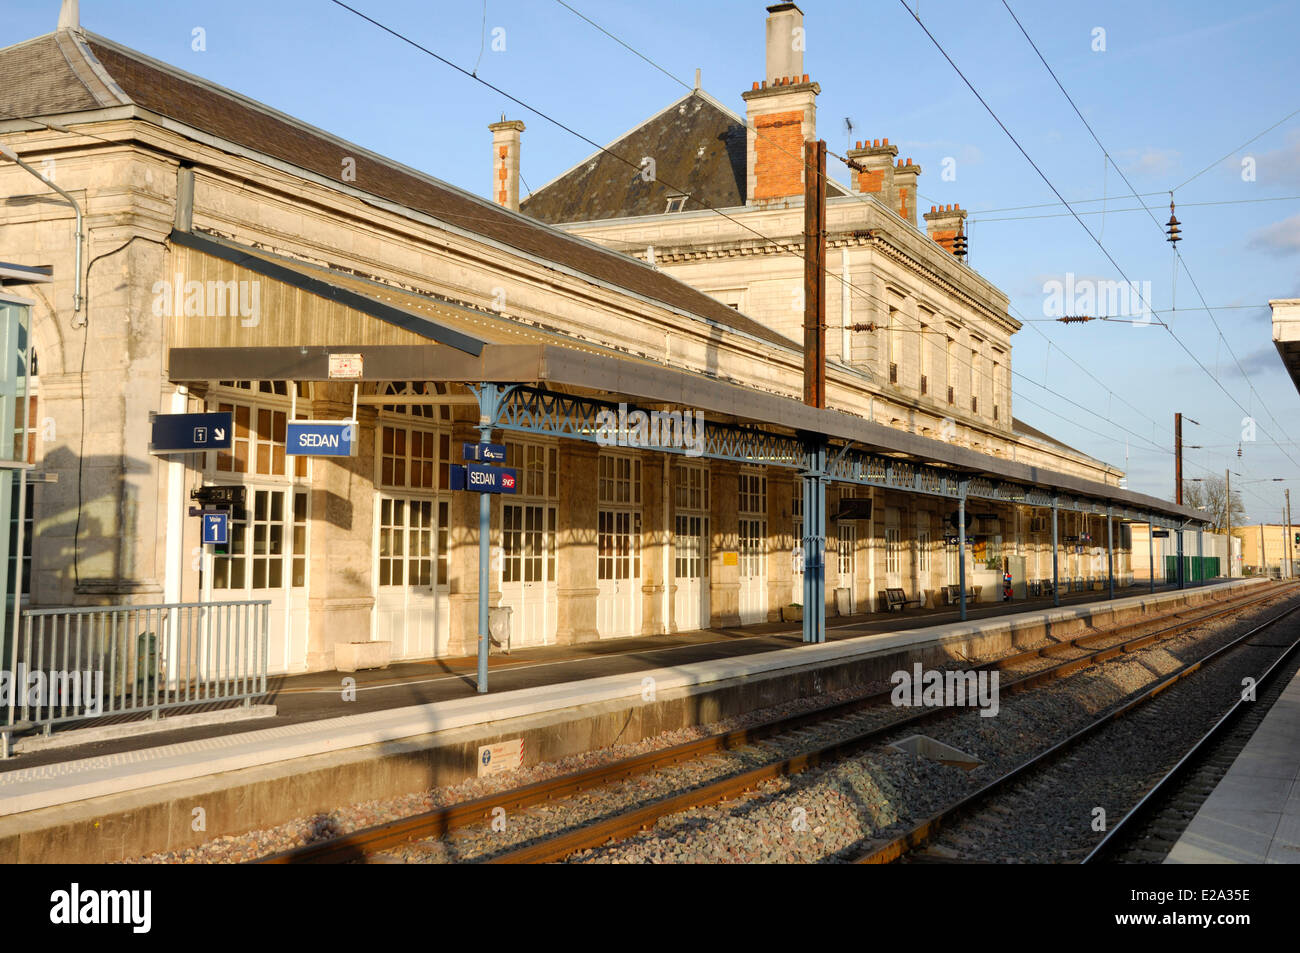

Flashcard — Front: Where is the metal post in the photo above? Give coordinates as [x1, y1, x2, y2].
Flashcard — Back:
[958, 482, 968, 622]
[1287, 490, 1293, 580]
[1050, 496, 1060, 607]
[1106, 506, 1114, 600]
[1176, 523, 1185, 589]
[470, 383, 514, 693]
[1197, 525, 1203, 584]
[1148, 522, 1155, 593]
[801, 442, 827, 643]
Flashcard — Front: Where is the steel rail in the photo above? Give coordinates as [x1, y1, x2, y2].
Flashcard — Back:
[852, 597, 1300, 864]
[1081, 611, 1300, 864]
[481, 584, 1295, 865]
[256, 582, 1286, 864]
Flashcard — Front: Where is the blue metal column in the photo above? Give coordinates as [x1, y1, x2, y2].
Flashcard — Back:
[1051, 496, 1060, 607]
[801, 442, 827, 643]
[1148, 522, 1155, 593]
[1107, 507, 1114, 600]
[470, 383, 514, 693]
[958, 481, 969, 622]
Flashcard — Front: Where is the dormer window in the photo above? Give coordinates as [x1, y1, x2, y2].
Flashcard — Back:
[665, 195, 688, 213]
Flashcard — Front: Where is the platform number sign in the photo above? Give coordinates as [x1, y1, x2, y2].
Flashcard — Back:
[202, 511, 229, 546]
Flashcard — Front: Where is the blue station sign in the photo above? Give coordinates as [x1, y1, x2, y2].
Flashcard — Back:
[462, 442, 507, 462]
[286, 420, 357, 457]
[201, 511, 229, 545]
[150, 412, 233, 453]
[450, 463, 518, 493]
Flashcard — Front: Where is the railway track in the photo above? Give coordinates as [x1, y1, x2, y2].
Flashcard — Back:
[1083, 617, 1300, 864]
[256, 582, 1293, 864]
[852, 594, 1300, 864]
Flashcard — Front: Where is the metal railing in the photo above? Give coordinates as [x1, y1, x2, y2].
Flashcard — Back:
[5, 600, 270, 738]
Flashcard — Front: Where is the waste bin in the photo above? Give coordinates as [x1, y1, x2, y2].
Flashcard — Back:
[489, 606, 513, 654]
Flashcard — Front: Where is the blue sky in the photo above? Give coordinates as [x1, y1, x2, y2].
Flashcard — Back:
[5, 0, 1299, 520]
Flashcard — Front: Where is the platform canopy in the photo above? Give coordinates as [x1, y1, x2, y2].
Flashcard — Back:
[166, 229, 1209, 529]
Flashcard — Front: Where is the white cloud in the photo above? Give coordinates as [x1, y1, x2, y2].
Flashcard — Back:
[1248, 214, 1300, 256]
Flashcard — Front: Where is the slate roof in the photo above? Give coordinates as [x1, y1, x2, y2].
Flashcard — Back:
[522, 89, 847, 224]
[1014, 417, 1110, 468]
[0, 30, 795, 350]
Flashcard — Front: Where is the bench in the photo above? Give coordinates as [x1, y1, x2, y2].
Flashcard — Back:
[881, 587, 924, 612]
[943, 584, 977, 606]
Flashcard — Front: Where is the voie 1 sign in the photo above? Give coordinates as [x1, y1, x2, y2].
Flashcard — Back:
[450, 463, 518, 493]
[285, 420, 357, 457]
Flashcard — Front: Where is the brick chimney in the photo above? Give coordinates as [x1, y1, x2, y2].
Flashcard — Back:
[893, 158, 921, 224]
[923, 204, 967, 255]
[741, 4, 819, 205]
[488, 118, 525, 211]
[846, 138, 897, 203]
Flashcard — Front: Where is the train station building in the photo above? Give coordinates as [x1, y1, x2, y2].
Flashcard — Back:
[0, 4, 1208, 678]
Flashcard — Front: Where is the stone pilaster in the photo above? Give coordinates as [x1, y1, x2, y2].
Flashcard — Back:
[556, 441, 599, 643]
[304, 386, 376, 671]
[709, 461, 740, 627]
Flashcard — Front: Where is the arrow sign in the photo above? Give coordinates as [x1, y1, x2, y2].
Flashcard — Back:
[450, 464, 518, 493]
[463, 442, 507, 462]
[150, 412, 234, 453]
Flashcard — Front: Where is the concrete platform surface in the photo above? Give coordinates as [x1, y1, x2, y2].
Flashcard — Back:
[1167, 665, 1300, 864]
[0, 579, 1258, 819]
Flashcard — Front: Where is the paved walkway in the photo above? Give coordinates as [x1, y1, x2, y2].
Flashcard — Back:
[1167, 666, 1300, 864]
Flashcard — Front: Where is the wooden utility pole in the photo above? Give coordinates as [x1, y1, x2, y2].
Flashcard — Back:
[803, 138, 827, 408]
[1174, 413, 1183, 505]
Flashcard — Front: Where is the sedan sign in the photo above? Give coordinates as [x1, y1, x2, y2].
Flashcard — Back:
[450, 464, 517, 493]
[286, 420, 357, 457]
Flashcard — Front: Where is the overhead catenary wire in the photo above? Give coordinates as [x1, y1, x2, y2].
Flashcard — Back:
[332, 0, 1273, 493]
[905, 0, 1300, 474]
[545, 0, 1195, 462]
[998, 0, 1300, 455]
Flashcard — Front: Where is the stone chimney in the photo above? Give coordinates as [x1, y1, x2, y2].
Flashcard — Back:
[57, 0, 79, 30]
[741, 4, 818, 205]
[923, 204, 967, 255]
[488, 117, 525, 212]
[893, 158, 921, 224]
[846, 138, 898, 203]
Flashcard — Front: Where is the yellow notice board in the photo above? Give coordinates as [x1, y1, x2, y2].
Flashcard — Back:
[722, 551, 739, 567]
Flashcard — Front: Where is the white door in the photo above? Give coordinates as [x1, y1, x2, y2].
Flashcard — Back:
[207, 485, 309, 675]
[501, 502, 557, 647]
[884, 508, 902, 590]
[791, 479, 804, 605]
[674, 513, 710, 631]
[739, 517, 767, 624]
[838, 522, 856, 613]
[374, 496, 450, 659]
[598, 508, 642, 637]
